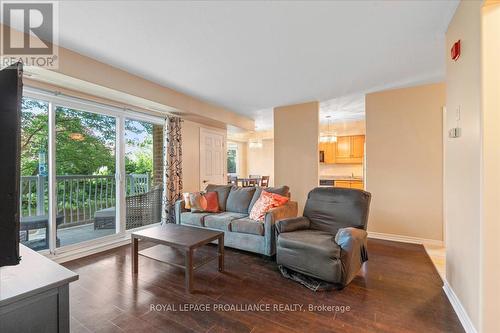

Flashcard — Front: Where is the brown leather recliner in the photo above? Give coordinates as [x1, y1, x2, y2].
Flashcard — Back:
[275, 187, 371, 287]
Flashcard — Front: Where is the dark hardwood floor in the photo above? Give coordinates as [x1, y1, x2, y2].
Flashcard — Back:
[63, 239, 464, 333]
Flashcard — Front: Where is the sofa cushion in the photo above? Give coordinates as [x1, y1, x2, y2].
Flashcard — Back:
[248, 186, 290, 213]
[226, 187, 256, 214]
[205, 184, 233, 211]
[180, 212, 213, 227]
[231, 218, 264, 236]
[277, 230, 341, 259]
[204, 212, 248, 231]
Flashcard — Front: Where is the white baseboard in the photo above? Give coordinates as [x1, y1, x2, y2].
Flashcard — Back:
[442, 280, 477, 333]
[368, 231, 444, 247]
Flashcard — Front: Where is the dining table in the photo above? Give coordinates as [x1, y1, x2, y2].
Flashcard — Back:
[234, 177, 261, 187]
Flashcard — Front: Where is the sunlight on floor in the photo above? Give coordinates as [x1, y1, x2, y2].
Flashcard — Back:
[424, 244, 446, 280]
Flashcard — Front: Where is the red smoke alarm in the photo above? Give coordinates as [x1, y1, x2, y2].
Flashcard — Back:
[451, 40, 461, 61]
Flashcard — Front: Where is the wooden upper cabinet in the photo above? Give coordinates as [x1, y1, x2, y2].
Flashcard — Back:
[319, 142, 336, 163]
[335, 136, 351, 159]
[350, 135, 365, 159]
[335, 135, 365, 164]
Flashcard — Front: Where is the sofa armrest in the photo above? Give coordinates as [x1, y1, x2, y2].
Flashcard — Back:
[265, 201, 298, 225]
[275, 216, 310, 234]
[335, 227, 368, 286]
[262, 200, 298, 256]
[174, 199, 188, 224]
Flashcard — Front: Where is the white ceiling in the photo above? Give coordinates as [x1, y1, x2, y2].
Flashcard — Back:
[51, 1, 458, 130]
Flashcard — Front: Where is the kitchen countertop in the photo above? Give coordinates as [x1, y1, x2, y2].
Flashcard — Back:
[320, 176, 364, 181]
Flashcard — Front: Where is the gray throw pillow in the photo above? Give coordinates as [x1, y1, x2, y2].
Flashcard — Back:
[205, 184, 233, 211]
[226, 187, 256, 214]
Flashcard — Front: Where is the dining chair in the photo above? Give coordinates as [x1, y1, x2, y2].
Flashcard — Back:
[260, 176, 270, 187]
[248, 175, 260, 187]
[227, 175, 238, 185]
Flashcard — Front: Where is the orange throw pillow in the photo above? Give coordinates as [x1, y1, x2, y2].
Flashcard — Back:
[249, 190, 290, 221]
[204, 191, 219, 213]
[266, 191, 289, 207]
[249, 191, 275, 221]
[189, 192, 219, 213]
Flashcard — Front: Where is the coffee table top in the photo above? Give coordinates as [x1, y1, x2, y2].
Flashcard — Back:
[131, 224, 223, 249]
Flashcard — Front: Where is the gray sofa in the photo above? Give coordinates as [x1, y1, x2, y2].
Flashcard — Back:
[175, 184, 298, 256]
[276, 187, 371, 287]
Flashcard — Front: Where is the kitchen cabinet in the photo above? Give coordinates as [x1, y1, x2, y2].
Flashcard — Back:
[335, 135, 365, 164]
[350, 180, 364, 190]
[319, 142, 335, 164]
[334, 180, 364, 190]
[334, 180, 351, 188]
[335, 136, 350, 160]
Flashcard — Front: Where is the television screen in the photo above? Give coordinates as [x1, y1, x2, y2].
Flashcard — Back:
[0, 62, 23, 267]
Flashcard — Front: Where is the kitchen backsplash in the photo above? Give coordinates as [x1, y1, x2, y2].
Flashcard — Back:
[319, 163, 364, 177]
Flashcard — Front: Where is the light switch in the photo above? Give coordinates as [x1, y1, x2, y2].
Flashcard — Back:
[449, 128, 461, 138]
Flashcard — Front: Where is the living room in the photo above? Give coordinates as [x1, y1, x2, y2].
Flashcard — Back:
[0, 1, 499, 333]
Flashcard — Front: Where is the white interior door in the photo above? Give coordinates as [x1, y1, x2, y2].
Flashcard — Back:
[200, 128, 226, 190]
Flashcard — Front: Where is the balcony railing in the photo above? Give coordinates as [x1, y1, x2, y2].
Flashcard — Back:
[20, 174, 150, 227]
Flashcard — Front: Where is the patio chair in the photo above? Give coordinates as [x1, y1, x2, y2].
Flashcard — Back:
[94, 185, 163, 230]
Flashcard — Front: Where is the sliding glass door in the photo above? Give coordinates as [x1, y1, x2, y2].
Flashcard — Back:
[19, 98, 50, 251]
[20, 89, 165, 253]
[55, 106, 117, 247]
[124, 118, 163, 230]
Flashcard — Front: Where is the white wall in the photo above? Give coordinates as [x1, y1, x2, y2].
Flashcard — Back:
[247, 139, 274, 186]
[445, 0, 482, 329]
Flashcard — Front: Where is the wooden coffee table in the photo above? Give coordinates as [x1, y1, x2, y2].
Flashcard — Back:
[131, 224, 224, 292]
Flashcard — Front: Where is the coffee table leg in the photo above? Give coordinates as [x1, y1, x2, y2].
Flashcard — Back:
[132, 236, 138, 274]
[218, 235, 224, 272]
[185, 249, 193, 293]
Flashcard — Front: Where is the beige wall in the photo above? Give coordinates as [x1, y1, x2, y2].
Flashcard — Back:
[247, 139, 274, 186]
[274, 102, 319, 213]
[481, 3, 500, 332]
[182, 120, 226, 193]
[366, 83, 445, 241]
[445, 1, 482, 330]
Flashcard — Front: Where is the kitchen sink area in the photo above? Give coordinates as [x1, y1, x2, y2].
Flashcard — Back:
[319, 176, 364, 189]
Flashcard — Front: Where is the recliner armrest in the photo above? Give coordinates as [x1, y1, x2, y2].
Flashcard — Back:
[335, 227, 368, 286]
[275, 216, 311, 234]
[262, 201, 298, 256]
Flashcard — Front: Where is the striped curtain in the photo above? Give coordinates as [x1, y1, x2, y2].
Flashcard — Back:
[162, 116, 183, 224]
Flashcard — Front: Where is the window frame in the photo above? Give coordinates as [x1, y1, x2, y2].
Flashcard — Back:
[23, 86, 164, 257]
[227, 142, 239, 176]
